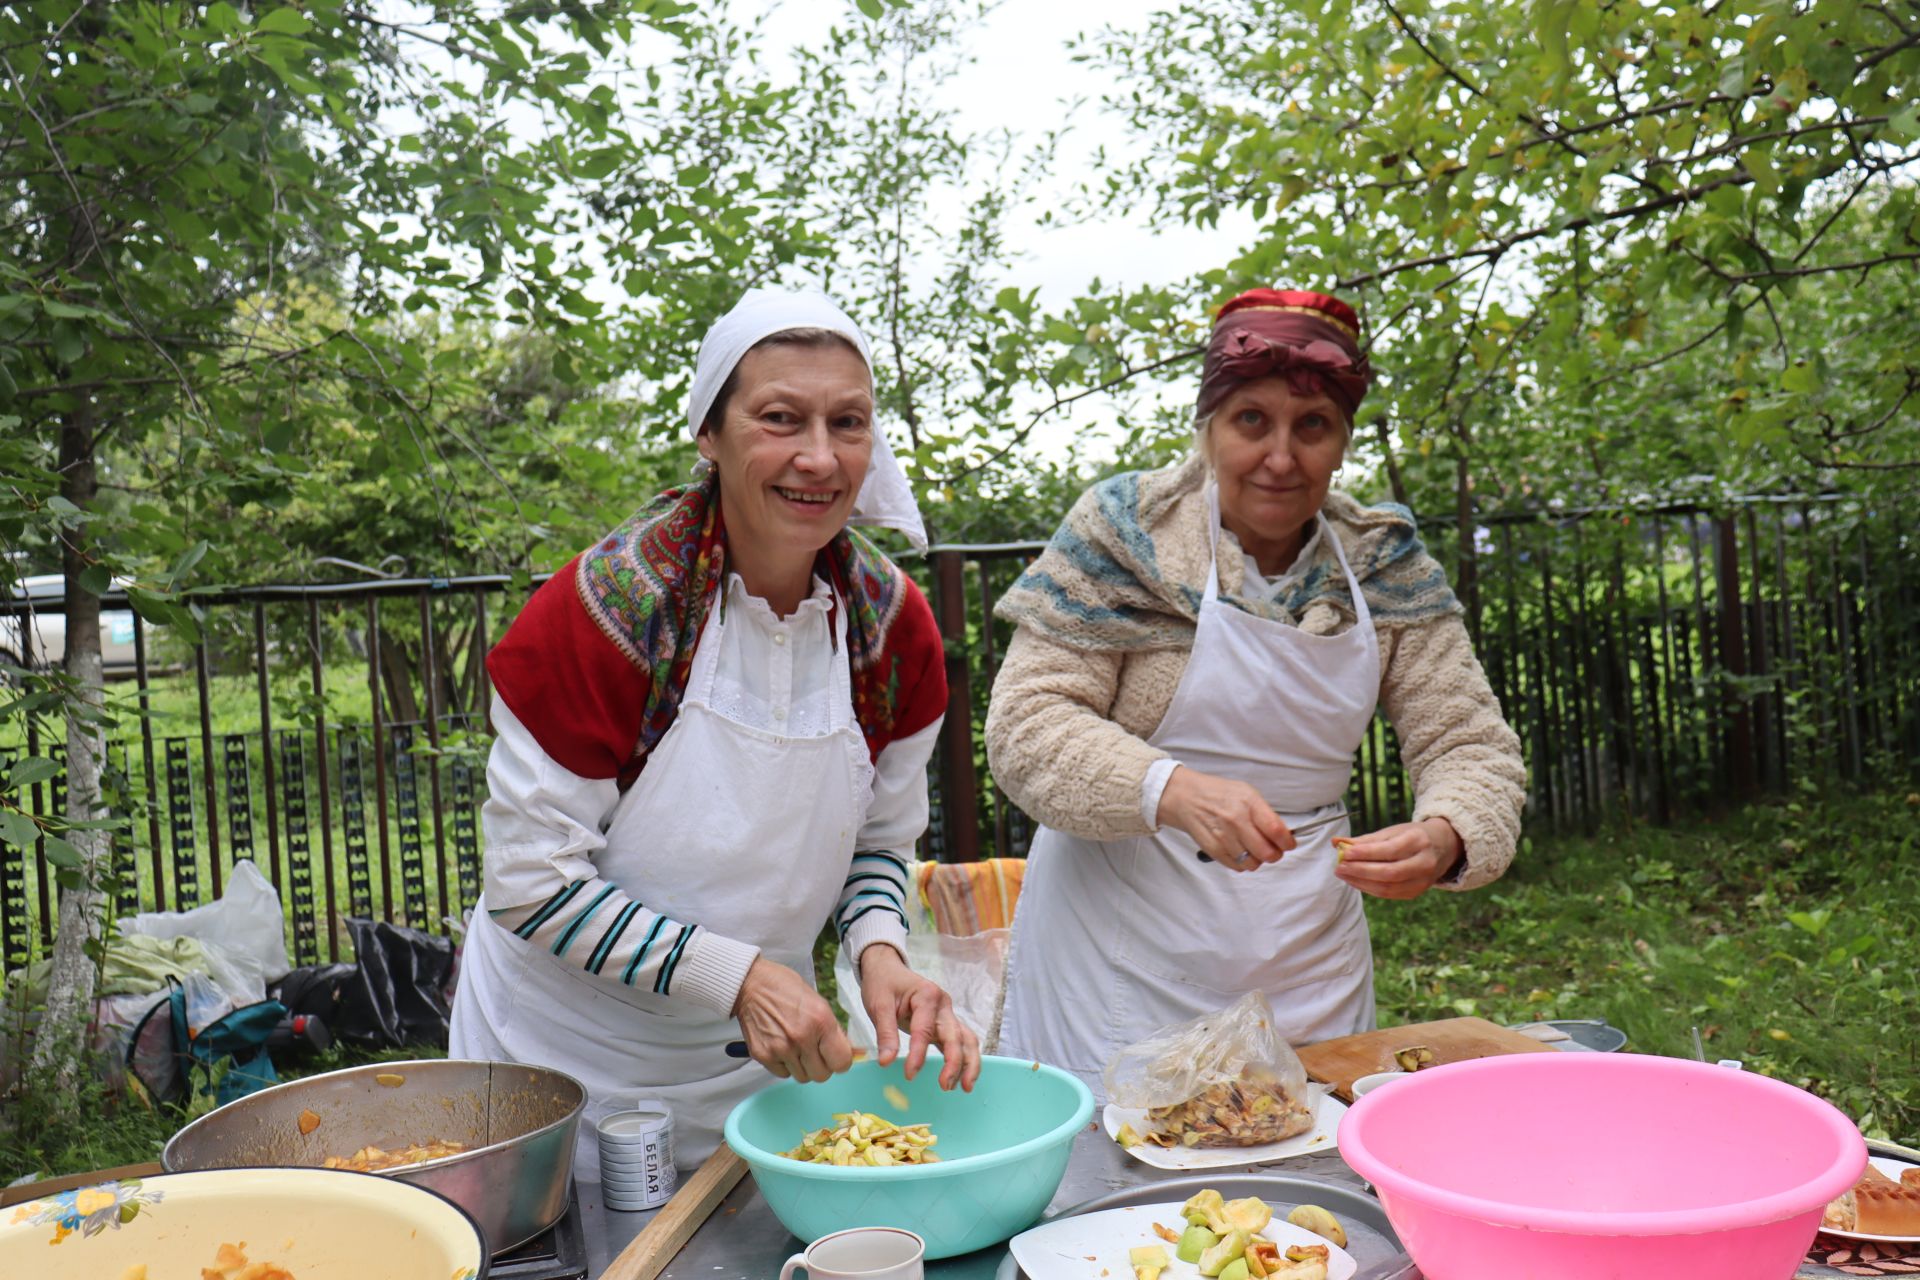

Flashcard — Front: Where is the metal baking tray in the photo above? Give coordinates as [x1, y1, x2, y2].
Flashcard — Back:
[992, 1172, 1420, 1280]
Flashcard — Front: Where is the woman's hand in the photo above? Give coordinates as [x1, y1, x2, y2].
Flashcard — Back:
[733, 955, 855, 1083]
[1154, 765, 1296, 872]
[1334, 818, 1463, 899]
[858, 944, 981, 1092]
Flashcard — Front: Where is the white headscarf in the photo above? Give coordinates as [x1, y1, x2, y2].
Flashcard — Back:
[687, 287, 927, 551]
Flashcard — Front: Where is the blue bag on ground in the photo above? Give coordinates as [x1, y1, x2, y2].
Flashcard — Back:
[128, 976, 287, 1105]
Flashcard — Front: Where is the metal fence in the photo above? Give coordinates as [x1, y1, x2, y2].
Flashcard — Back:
[0, 576, 525, 975]
[2, 494, 1916, 975]
[920, 494, 1920, 861]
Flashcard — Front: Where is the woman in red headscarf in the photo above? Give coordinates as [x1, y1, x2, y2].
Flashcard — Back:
[985, 289, 1526, 1093]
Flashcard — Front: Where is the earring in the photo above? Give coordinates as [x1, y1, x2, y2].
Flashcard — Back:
[692, 456, 714, 476]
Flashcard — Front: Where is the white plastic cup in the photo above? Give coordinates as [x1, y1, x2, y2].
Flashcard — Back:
[780, 1227, 925, 1280]
[598, 1105, 676, 1211]
[1351, 1070, 1408, 1098]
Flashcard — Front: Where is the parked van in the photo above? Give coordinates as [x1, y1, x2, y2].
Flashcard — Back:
[0, 574, 142, 678]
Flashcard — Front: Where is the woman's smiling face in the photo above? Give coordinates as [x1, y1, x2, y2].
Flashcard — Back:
[699, 339, 874, 560]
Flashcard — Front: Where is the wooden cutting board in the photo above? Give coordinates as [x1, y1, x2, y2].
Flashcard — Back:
[601, 1146, 749, 1280]
[1299, 1016, 1556, 1101]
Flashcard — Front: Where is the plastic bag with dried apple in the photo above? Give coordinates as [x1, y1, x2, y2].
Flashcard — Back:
[1103, 991, 1313, 1148]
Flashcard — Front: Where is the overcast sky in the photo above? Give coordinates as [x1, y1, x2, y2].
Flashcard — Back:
[752, 0, 1257, 305]
[744, 0, 1260, 463]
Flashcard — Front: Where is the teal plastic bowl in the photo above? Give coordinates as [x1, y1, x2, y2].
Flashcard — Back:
[723, 1055, 1093, 1259]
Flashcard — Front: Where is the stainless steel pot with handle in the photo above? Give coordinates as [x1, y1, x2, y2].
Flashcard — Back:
[162, 1058, 584, 1256]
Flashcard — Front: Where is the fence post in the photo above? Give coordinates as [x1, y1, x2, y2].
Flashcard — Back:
[252, 603, 282, 895]
[195, 642, 222, 900]
[932, 550, 981, 863]
[1714, 516, 1758, 802]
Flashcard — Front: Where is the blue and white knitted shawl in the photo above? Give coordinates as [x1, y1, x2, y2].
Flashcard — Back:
[995, 454, 1462, 651]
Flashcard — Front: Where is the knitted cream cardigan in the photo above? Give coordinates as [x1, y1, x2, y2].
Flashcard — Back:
[985, 455, 1527, 891]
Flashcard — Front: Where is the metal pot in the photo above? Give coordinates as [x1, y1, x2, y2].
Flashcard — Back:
[162, 1058, 584, 1256]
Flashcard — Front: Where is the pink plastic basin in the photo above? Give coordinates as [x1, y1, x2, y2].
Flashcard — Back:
[1338, 1054, 1865, 1280]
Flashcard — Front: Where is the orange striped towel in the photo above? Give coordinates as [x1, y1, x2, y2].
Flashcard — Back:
[914, 858, 1026, 935]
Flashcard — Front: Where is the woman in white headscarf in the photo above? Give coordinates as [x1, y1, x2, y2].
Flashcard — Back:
[450, 288, 979, 1173]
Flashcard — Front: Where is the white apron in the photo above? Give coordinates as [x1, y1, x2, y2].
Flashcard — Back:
[999, 487, 1382, 1097]
[451, 596, 873, 1177]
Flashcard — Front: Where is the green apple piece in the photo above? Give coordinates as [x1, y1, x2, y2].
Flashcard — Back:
[1182, 1189, 1230, 1233]
[1176, 1225, 1219, 1264]
[1197, 1228, 1251, 1277]
[1217, 1259, 1250, 1280]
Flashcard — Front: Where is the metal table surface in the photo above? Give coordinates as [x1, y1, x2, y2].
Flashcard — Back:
[582, 1130, 1374, 1280]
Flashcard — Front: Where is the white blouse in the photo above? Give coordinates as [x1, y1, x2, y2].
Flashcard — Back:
[480, 572, 941, 1016]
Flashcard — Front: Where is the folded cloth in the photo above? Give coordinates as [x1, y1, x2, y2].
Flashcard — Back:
[914, 858, 1027, 935]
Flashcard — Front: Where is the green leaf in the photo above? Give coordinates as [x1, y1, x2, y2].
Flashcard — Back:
[41, 299, 107, 321]
[78, 563, 112, 595]
[124, 588, 171, 627]
[49, 320, 86, 365]
[572, 148, 625, 180]
[1718, 56, 1749, 98]
[256, 7, 311, 36]
[204, 1, 242, 34]
[1887, 103, 1920, 144]
[168, 540, 210, 588]
[0, 811, 38, 849]
[1780, 362, 1821, 393]
[855, 0, 885, 18]
[6, 757, 56, 790]
[42, 836, 84, 869]
[1725, 300, 1746, 348]
[1786, 908, 1831, 937]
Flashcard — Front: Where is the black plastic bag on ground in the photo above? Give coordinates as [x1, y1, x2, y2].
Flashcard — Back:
[332, 917, 456, 1050]
[272, 962, 359, 1024]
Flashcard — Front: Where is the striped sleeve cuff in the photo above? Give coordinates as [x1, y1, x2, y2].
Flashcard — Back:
[837, 853, 909, 932]
[842, 906, 909, 968]
[670, 929, 762, 1017]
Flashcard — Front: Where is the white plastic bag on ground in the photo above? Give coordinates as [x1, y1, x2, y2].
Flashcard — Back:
[834, 863, 1009, 1054]
[119, 859, 290, 1002]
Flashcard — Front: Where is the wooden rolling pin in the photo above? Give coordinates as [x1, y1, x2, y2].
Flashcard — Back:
[601, 1146, 751, 1280]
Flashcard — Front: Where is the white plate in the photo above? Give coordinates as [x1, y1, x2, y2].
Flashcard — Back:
[1010, 1203, 1357, 1280]
[1820, 1155, 1920, 1244]
[1102, 1089, 1346, 1170]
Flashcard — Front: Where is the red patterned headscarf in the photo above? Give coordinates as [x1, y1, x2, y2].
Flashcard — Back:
[1196, 288, 1372, 422]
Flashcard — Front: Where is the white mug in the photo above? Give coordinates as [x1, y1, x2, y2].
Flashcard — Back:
[779, 1227, 925, 1280]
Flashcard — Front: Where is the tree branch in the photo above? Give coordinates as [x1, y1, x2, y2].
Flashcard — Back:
[1729, 250, 1920, 282]
[12, 374, 179, 399]
[937, 344, 1205, 483]
[1858, 28, 1920, 72]
[1339, 150, 1919, 291]
[1378, 0, 1592, 166]
[1646, 114, 1893, 169]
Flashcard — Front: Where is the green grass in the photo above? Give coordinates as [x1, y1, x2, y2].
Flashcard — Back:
[0, 1040, 445, 1184]
[1368, 787, 1920, 1145]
